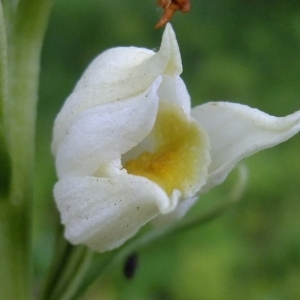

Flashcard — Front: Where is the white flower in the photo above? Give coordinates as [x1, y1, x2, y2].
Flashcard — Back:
[52, 24, 300, 252]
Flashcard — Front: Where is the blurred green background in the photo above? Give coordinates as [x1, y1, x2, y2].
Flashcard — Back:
[35, 0, 300, 299]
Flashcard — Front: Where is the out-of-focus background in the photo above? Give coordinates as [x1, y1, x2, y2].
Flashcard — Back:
[35, 0, 300, 299]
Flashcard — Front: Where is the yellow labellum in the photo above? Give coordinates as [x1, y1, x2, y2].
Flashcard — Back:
[125, 102, 207, 196]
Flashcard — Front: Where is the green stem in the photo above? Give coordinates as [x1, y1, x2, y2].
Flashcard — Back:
[1, 0, 16, 41]
[0, 1, 8, 121]
[41, 225, 71, 300]
[57, 247, 93, 300]
[5, 0, 55, 199]
[0, 2, 11, 197]
[41, 223, 94, 300]
[0, 0, 54, 299]
[42, 241, 93, 300]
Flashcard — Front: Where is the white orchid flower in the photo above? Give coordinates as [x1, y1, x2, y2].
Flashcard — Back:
[52, 24, 300, 252]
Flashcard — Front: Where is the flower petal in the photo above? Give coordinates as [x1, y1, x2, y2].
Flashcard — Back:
[192, 102, 300, 192]
[159, 23, 182, 76]
[158, 75, 191, 114]
[125, 101, 211, 198]
[152, 196, 199, 226]
[52, 23, 182, 154]
[55, 78, 161, 179]
[54, 175, 178, 252]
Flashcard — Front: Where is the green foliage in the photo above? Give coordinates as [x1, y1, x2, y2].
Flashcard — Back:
[36, 0, 300, 299]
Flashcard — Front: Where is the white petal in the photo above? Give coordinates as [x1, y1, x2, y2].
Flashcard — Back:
[192, 102, 300, 192]
[159, 23, 182, 76]
[158, 75, 191, 114]
[152, 196, 198, 227]
[55, 78, 161, 179]
[54, 175, 179, 252]
[52, 24, 182, 154]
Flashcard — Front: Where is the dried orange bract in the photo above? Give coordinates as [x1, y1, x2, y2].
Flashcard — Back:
[155, 0, 191, 29]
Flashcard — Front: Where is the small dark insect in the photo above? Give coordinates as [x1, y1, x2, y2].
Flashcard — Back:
[124, 253, 139, 279]
[155, 0, 191, 29]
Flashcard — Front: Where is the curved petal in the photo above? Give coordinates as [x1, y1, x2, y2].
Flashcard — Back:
[54, 175, 179, 252]
[159, 23, 182, 76]
[192, 102, 300, 193]
[55, 78, 161, 179]
[52, 24, 182, 153]
[158, 75, 191, 114]
[152, 196, 199, 227]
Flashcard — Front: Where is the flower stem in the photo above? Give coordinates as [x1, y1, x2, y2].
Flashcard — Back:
[0, 1, 11, 197]
[0, 0, 54, 299]
[41, 225, 93, 300]
[0, 1, 8, 122]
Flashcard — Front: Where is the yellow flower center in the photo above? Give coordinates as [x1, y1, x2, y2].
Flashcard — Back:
[125, 102, 209, 197]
